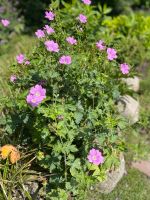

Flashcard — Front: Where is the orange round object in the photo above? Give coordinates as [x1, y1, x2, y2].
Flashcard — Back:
[0, 144, 20, 164]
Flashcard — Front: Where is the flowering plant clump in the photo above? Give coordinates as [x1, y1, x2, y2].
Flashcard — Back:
[1, 1, 135, 199]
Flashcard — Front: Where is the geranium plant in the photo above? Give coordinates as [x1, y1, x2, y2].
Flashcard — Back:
[0, 1, 134, 199]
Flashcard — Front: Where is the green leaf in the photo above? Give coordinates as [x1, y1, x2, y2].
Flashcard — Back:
[74, 112, 83, 124]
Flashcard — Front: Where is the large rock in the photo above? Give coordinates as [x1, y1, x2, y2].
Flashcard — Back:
[117, 95, 139, 124]
[122, 76, 140, 92]
[95, 154, 125, 194]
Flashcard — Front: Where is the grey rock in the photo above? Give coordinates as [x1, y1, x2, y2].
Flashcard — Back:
[122, 76, 140, 92]
[117, 95, 139, 124]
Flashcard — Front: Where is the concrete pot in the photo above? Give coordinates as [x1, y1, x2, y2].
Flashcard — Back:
[94, 154, 125, 194]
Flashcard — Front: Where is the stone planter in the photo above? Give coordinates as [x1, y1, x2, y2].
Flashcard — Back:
[94, 154, 125, 194]
[117, 95, 139, 124]
[122, 76, 140, 92]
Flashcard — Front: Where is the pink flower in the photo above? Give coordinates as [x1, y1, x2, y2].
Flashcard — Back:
[66, 36, 77, 45]
[107, 48, 117, 61]
[87, 148, 104, 165]
[16, 54, 25, 64]
[44, 40, 59, 52]
[35, 29, 45, 38]
[10, 75, 17, 83]
[59, 56, 72, 65]
[96, 40, 106, 51]
[82, 0, 91, 5]
[120, 63, 130, 74]
[44, 25, 55, 35]
[45, 11, 55, 21]
[26, 84, 46, 107]
[1, 19, 10, 27]
[25, 60, 30, 65]
[77, 14, 87, 24]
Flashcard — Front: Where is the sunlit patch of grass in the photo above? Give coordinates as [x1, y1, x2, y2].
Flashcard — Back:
[0, 35, 37, 97]
[139, 65, 150, 140]
[88, 169, 150, 200]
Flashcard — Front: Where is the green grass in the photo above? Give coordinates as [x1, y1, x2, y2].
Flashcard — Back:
[88, 169, 150, 200]
[125, 65, 150, 162]
[140, 65, 150, 135]
[0, 34, 36, 97]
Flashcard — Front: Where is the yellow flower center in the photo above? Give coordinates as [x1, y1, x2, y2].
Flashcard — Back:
[35, 92, 40, 97]
[31, 99, 36, 103]
[92, 156, 97, 160]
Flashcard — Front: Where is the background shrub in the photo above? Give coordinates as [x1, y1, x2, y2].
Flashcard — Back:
[11, 0, 50, 33]
[0, 0, 24, 47]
